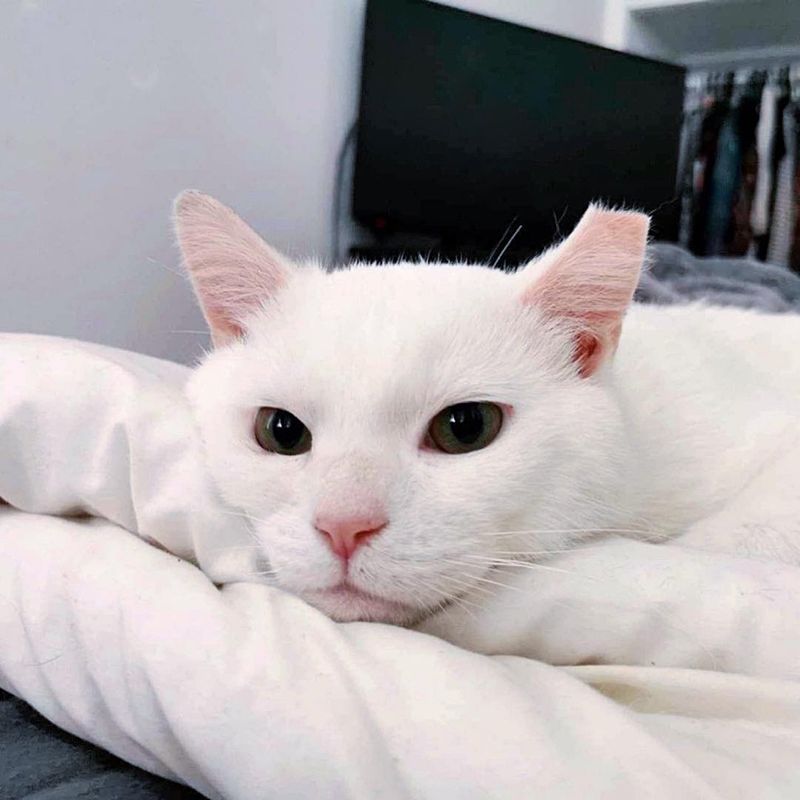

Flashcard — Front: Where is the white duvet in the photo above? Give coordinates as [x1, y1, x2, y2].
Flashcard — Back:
[1, 334, 799, 799]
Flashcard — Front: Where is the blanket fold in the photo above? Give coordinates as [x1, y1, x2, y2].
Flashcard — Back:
[4, 508, 800, 799]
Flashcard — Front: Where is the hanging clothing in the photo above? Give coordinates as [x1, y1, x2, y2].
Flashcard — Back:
[704, 110, 741, 255]
[790, 107, 800, 271]
[677, 81, 706, 250]
[767, 106, 797, 266]
[689, 79, 732, 255]
[727, 74, 764, 256]
[749, 83, 779, 247]
[677, 67, 800, 269]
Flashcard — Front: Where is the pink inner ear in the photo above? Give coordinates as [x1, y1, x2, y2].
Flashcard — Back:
[522, 205, 649, 377]
[573, 330, 603, 379]
[174, 191, 291, 347]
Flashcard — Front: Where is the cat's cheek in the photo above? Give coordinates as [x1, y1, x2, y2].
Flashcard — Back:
[254, 522, 342, 591]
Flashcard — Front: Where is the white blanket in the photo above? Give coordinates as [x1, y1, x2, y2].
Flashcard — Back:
[1, 334, 799, 799]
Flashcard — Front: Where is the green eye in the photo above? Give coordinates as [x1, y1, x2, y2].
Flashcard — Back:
[427, 402, 503, 454]
[254, 407, 312, 455]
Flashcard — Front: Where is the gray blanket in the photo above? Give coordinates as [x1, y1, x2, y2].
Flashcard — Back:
[1, 244, 798, 800]
[637, 243, 800, 313]
[0, 690, 200, 799]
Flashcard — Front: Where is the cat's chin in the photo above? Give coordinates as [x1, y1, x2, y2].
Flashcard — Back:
[303, 584, 423, 625]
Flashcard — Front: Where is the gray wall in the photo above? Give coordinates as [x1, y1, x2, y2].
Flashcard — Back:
[1, 0, 609, 363]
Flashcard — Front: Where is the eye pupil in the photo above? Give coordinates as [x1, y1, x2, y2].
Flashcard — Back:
[271, 410, 304, 449]
[255, 407, 311, 455]
[448, 403, 484, 444]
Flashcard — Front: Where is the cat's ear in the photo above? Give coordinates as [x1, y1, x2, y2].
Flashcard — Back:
[173, 191, 293, 347]
[520, 204, 649, 378]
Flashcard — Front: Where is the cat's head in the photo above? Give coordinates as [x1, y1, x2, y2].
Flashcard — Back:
[178, 191, 648, 624]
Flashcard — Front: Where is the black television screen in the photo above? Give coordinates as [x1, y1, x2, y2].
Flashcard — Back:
[352, 0, 686, 256]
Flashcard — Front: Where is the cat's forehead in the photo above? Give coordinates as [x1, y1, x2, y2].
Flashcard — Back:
[284, 260, 518, 328]
[234, 260, 546, 415]
[248, 261, 526, 362]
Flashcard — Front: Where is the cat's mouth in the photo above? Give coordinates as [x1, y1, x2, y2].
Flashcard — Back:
[305, 581, 419, 624]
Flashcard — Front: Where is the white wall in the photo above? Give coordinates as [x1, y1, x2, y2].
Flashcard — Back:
[1, 0, 609, 363]
[1, 0, 366, 362]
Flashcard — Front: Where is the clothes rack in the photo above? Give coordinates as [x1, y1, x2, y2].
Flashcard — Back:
[677, 63, 800, 271]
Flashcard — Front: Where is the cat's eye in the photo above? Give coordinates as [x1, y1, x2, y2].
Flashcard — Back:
[426, 402, 503, 454]
[254, 407, 312, 455]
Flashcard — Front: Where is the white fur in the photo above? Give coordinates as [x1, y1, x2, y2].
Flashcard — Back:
[183, 199, 800, 625]
[186, 269, 800, 623]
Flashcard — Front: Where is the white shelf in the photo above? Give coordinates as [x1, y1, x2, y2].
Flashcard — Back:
[625, 0, 752, 16]
[627, 0, 737, 11]
[624, 0, 800, 66]
[683, 42, 800, 69]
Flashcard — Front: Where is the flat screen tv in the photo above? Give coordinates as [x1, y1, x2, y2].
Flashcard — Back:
[352, 0, 686, 260]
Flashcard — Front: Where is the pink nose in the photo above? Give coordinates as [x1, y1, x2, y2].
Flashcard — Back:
[314, 512, 387, 561]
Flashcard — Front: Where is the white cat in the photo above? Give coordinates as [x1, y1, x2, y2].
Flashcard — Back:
[178, 191, 800, 625]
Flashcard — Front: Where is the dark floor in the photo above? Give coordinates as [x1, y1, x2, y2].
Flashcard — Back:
[0, 690, 203, 800]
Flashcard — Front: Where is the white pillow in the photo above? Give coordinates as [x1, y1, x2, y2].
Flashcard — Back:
[0, 333, 255, 583]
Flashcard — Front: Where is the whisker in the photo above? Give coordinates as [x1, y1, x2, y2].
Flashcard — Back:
[146, 255, 185, 278]
[464, 555, 600, 580]
[231, 569, 278, 579]
[477, 527, 662, 537]
[437, 564, 496, 599]
[444, 590, 483, 621]
[471, 573, 529, 596]
[215, 510, 269, 545]
[480, 542, 664, 557]
[443, 558, 549, 597]
[375, 569, 484, 622]
[217, 508, 263, 522]
[205, 544, 266, 553]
